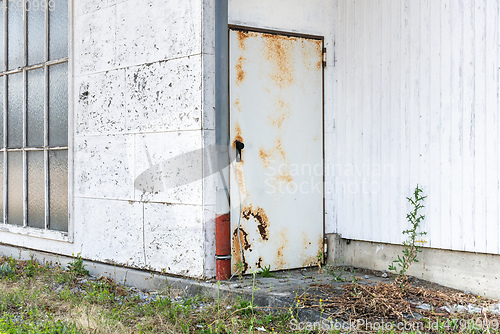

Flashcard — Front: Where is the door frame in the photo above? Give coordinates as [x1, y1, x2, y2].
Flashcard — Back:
[227, 25, 327, 268]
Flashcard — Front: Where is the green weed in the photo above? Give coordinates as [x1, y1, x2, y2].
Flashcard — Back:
[67, 253, 89, 276]
[258, 265, 275, 278]
[389, 184, 427, 285]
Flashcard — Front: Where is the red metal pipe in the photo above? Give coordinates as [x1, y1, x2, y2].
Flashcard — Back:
[215, 213, 231, 280]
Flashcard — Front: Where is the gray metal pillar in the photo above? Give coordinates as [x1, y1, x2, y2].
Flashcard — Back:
[215, 0, 231, 280]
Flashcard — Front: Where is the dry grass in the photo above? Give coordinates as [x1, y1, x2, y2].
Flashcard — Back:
[0, 256, 293, 333]
[299, 281, 500, 332]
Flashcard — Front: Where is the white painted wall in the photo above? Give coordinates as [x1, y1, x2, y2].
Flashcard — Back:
[333, 0, 500, 254]
[0, 0, 217, 279]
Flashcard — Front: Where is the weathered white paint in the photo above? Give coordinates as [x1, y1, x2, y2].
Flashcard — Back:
[228, 0, 336, 244]
[334, 0, 500, 254]
[229, 29, 324, 272]
[1, 0, 498, 283]
[0, 0, 216, 279]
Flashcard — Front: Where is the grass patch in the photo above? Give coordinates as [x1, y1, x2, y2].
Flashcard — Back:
[0, 256, 299, 333]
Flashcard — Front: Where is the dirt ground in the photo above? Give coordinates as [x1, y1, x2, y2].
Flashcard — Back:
[294, 266, 500, 333]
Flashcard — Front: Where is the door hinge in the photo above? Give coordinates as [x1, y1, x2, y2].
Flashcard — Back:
[322, 48, 327, 68]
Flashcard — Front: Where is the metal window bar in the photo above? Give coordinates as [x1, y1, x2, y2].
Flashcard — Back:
[3, 1, 7, 226]
[22, 2, 27, 227]
[44, 0, 49, 230]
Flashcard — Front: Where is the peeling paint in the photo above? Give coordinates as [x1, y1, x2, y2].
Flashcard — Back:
[232, 227, 251, 273]
[256, 256, 263, 269]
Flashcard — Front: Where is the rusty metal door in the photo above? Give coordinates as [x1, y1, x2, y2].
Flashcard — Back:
[229, 27, 324, 274]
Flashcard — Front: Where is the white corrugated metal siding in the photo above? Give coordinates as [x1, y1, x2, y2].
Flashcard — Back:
[333, 0, 500, 253]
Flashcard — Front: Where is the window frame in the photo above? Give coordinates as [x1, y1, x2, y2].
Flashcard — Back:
[0, 0, 72, 242]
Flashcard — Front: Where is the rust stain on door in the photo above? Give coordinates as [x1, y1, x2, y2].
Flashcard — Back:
[237, 30, 252, 50]
[263, 34, 297, 88]
[301, 39, 323, 70]
[275, 228, 289, 269]
[233, 122, 244, 147]
[268, 98, 291, 129]
[232, 227, 251, 273]
[233, 123, 248, 196]
[242, 205, 270, 241]
[229, 28, 324, 274]
[258, 148, 271, 168]
[235, 56, 246, 86]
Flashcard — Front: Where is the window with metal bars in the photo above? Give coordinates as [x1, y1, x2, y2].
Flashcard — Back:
[0, 0, 68, 232]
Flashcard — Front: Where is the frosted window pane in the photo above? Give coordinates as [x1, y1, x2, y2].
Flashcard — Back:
[49, 0, 67, 60]
[0, 78, 3, 148]
[48, 63, 67, 147]
[27, 68, 44, 147]
[49, 150, 67, 231]
[27, 151, 44, 228]
[28, 6, 45, 65]
[7, 3, 23, 69]
[7, 151, 23, 226]
[0, 2, 4, 71]
[7, 73, 23, 148]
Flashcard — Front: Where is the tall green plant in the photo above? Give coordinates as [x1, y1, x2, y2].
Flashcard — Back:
[389, 185, 427, 282]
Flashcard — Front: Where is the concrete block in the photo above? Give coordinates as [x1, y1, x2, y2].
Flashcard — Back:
[74, 5, 116, 75]
[115, 0, 202, 68]
[74, 134, 135, 200]
[74, 0, 108, 17]
[125, 56, 202, 133]
[134, 131, 203, 205]
[75, 69, 127, 136]
[143, 203, 204, 277]
[75, 198, 145, 268]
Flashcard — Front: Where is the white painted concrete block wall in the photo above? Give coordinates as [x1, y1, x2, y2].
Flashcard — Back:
[0, 0, 217, 279]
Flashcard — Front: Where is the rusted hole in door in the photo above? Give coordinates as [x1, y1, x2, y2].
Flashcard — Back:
[256, 256, 263, 269]
[242, 205, 269, 241]
[232, 227, 251, 273]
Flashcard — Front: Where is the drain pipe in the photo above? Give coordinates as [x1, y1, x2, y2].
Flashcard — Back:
[215, 0, 231, 281]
